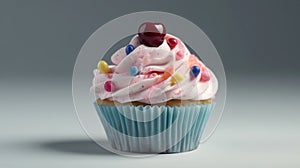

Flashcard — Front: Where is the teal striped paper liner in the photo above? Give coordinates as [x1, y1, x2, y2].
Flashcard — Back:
[94, 102, 213, 153]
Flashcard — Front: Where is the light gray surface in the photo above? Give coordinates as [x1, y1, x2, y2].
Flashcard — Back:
[1, 77, 299, 167]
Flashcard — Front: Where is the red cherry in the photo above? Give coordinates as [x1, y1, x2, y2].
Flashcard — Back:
[138, 22, 166, 47]
[167, 38, 177, 49]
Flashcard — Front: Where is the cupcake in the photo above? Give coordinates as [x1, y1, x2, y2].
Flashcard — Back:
[91, 22, 218, 153]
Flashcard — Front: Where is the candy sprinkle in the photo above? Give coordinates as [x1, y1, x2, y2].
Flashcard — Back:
[125, 44, 135, 55]
[200, 70, 210, 82]
[171, 73, 185, 85]
[176, 51, 184, 60]
[157, 66, 174, 82]
[190, 66, 200, 77]
[97, 60, 109, 74]
[129, 66, 139, 76]
[104, 81, 115, 92]
[167, 38, 178, 49]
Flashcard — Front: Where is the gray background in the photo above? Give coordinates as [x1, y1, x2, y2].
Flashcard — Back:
[1, 0, 299, 167]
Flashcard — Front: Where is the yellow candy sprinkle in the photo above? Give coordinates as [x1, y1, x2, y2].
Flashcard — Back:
[170, 73, 185, 85]
[97, 60, 109, 73]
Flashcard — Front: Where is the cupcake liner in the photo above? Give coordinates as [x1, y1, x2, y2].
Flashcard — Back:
[94, 102, 213, 153]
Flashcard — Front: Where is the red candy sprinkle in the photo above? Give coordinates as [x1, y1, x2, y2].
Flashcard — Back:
[104, 81, 115, 92]
[200, 70, 210, 82]
[167, 38, 178, 49]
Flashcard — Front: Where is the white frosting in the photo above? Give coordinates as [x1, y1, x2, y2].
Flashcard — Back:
[91, 34, 218, 104]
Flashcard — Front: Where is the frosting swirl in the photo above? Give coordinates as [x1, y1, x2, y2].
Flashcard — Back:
[91, 34, 218, 104]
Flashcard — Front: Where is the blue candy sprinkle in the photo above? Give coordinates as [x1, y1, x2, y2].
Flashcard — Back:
[125, 44, 135, 55]
[190, 66, 200, 77]
[129, 66, 139, 76]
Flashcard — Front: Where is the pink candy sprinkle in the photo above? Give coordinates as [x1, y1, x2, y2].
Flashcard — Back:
[173, 89, 182, 95]
[200, 70, 210, 82]
[149, 73, 158, 78]
[104, 81, 115, 92]
[143, 72, 158, 79]
[176, 51, 184, 60]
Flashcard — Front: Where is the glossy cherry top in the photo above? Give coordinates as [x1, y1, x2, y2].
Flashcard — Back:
[138, 22, 166, 47]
